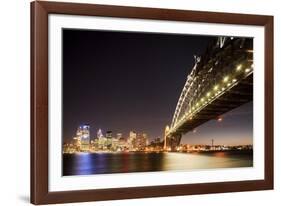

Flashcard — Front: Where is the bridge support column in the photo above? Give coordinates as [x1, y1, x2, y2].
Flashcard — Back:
[164, 125, 170, 150]
[166, 134, 182, 151]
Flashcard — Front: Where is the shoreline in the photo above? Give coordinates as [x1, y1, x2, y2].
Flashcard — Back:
[63, 149, 253, 155]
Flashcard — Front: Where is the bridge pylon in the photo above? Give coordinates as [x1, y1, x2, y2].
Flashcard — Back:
[164, 125, 169, 150]
[164, 125, 182, 151]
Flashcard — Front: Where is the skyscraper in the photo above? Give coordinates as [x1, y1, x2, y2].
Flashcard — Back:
[105, 131, 113, 149]
[136, 133, 148, 150]
[106, 131, 113, 139]
[77, 124, 90, 151]
[116, 133, 122, 139]
[128, 131, 137, 150]
[97, 128, 103, 139]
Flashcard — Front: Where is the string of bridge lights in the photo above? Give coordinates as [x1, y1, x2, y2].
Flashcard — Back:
[169, 63, 253, 134]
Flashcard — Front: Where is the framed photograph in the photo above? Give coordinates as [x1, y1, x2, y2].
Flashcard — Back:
[31, 1, 274, 204]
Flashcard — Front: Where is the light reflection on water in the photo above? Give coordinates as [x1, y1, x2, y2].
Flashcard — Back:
[63, 151, 253, 176]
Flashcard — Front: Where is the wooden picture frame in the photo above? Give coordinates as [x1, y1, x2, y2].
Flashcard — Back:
[31, 0, 273, 204]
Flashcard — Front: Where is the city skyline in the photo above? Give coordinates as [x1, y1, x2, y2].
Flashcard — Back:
[64, 102, 253, 147]
[63, 102, 253, 146]
[63, 29, 253, 146]
[63, 122, 253, 154]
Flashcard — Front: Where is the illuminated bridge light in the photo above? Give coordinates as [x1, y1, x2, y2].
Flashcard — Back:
[232, 79, 237, 83]
[201, 98, 204, 102]
[236, 64, 242, 71]
[206, 92, 211, 97]
[223, 76, 229, 83]
[227, 83, 231, 87]
[245, 68, 251, 73]
[222, 87, 225, 91]
[196, 103, 199, 106]
[214, 85, 219, 91]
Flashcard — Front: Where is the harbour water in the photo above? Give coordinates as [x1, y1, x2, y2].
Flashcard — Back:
[63, 150, 253, 176]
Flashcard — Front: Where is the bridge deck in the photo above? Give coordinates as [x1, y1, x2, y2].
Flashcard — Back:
[169, 73, 253, 136]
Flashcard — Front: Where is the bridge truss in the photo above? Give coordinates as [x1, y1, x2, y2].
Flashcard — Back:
[165, 36, 253, 150]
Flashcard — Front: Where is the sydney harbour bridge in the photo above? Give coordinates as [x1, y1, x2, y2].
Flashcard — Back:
[164, 36, 253, 151]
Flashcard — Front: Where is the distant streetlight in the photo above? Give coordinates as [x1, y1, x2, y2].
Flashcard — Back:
[217, 117, 223, 122]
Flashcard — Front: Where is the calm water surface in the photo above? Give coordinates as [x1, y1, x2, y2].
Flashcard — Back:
[63, 151, 253, 176]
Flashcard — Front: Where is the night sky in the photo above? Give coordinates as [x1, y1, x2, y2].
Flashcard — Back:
[63, 29, 253, 145]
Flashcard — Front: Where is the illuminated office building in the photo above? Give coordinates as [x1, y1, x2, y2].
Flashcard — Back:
[97, 129, 103, 139]
[106, 131, 113, 139]
[77, 124, 90, 151]
[116, 133, 122, 139]
[128, 131, 137, 150]
[136, 133, 148, 150]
